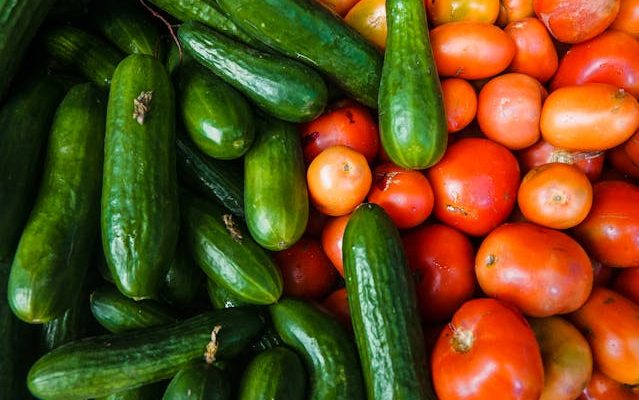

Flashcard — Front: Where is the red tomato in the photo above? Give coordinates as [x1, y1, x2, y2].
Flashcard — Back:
[573, 180, 639, 268]
[273, 237, 337, 300]
[441, 78, 477, 134]
[612, 267, 639, 305]
[304, 205, 327, 237]
[533, 0, 621, 43]
[431, 298, 544, 400]
[504, 17, 558, 83]
[610, 0, 639, 38]
[425, 0, 500, 25]
[608, 144, 639, 179]
[322, 287, 351, 330]
[344, 0, 387, 50]
[316, 0, 360, 16]
[570, 287, 639, 385]
[426, 137, 521, 236]
[476, 222, 593, 317]
[321, 213, 351, 277]
[624, 130, 639, 165]
[579, 369, 639, 400]
[430, 21, 516, 80]
[300, 100, 379, 164]
[402, 224, 476, 324]
[497, 0, 535, 26]
[592, 258, 615, 287]
[550, 30, 639, 98]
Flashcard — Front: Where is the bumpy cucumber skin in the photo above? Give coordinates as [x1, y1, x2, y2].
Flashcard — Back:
[343, 204, 435, 399]
[161, 243, 203, 305]
[178, 21, 327, 123]
[238, 347, 306, 400]
[8, 83, 105, 323]
[102, 54, 179, 300]
[27, 308, 264, 400]
[244, 118, 308, 250]
[270, 298, 365, 400]
[379, 0, 447, 169]
[163, 363, 230, 400]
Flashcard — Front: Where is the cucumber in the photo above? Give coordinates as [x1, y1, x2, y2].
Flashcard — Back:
[163, 363, 230, 400]
[206, 279, 248, 309]
[216, 0, 382, 108]
[244, 117, 308, 250]
[182, 194, 282, 305]
[245, 327, 283, 356]
[379, 0, 447, 169]
[177, 62, 255, 160]
[8, 83, 105, 323]
[178, 21, 327, 123]
[28, 307, 264, 399]
[161, 243, 203, 305]
[43, 25, 124, 88]
[98, 384, 163, 400]
[0, 76, 65, 262]
[343, 204, 434, 399]
[238, 347, 306, 400]
[102, 53, 179, 300]
[270, 298, 364, 399]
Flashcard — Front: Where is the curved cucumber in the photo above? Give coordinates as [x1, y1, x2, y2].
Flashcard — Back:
[161, 243, 203, 305]
[206, 279, 248, 310]
[163, 363, 229, 400]
[238, 347, 306, 400]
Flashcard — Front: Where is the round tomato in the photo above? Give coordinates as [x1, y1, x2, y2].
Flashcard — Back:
[612, 267, 639, 305]
[427, 137, 520, 236]
[431, 298, 544, 400]
[344, 0, 387, 50]
[573, 180, 639, 268]
[425, 0, 500, 26]
[496, 0, 535, 26]
[321, 213, 351, 276]
[580, 369, 639, 400]
[441, 78, 477, 134]
[322, 287, 351, 330]
[624, 130, 639, 165]
[316, 0, 360, 16]
[610, 0, 639, 38]
[608, 144, 639, 179]
[504, 17, 558, 83]
[307, 145, 372, 216]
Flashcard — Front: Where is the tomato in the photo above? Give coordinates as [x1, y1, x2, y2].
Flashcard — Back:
[517, 163, 593, 229]
[540, 83, 639, 152]
[307, 145, 372, 216]
[300, 100, 379, 164]
[613, 267, 639, 305]
[344, 0, 387, 50]
[550, 30, 639, 98]
[608, 144, 639, 179]
[592, 258, 615, 287]
[441, 78, 477, 134]
[322, 287, 352, 330]
[573, 180, 639, 268]
[504, 17, 558, 83]
[570, 287, 639, 385]
[624, 130, 639, 165]
[476, 222, 593, 317]
[316, 0, 360, 16]
[426, 137, 520, 236]
[497, 0, 535, 26]
[528, 316, 593, 400]
[425, 0, 500, 26]
[431, 298, 544, 400]
[321, 213, 351, 276]
[367, 163, 434, 229]
[477, 72, 545, 150]
[579, 369, 639, 400]
[304, 204, 327, 237]
[610, 0, 639, 38]
[533, 0, 621, 43]
[430, 21, 516, 80]
[273, 237, 337, 300]
[402, 224, 476, 324]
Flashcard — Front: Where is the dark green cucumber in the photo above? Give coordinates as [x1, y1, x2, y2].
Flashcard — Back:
[8, 83, 105, 323]
[0, 0, 57, 98]
[206, 279, 248, 309]
[270, 298, 364, 399]
[182, 194, 282, 305]
[178, 62, 255, 160]
[178, 21, 327, 123]
[161, 243, 203, 305]
[379, 0, 447, 169]
[43, 25, 124, 88]
[163, 363, 229, 400]
[177, 134, 244, 218]
[102, 53, 179, 300]
[98, 384, 163, 400]
[244, 117, 308, 250]
[28, 307, 264, 399]
[216, 0, 382, 108]
[238, 347, 306, 400]
[0, 76, 65, 262]
[245, 327, 283, 356]
[343, 204, 434, 399]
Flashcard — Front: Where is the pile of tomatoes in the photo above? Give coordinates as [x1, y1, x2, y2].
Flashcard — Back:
[273, 0, 639, 399]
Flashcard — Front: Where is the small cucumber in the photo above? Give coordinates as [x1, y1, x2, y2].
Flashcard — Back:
[163, 363, 230, 400]
[161, 243, 203, 305]
[206, 279, 248, 310]
[238, 347, 306, 400]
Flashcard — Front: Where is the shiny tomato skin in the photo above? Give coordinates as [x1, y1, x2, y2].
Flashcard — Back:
[322, 287, 351, 330]
[579, 369, 639, 400]
[608, 144, 639, 179]
[321, 213, 351, 277]
[431, 298, 544, 400]
[570, 287, 639, 385]
[497, 0, 535, 26]
[344, 0, 387, 50]
[402, 223, 476, 323]
[611, 0, 639, 38]
[550, 30, 639, 98]
[504, 17, 558, 83]
[425, 0, 500, 25]
[573, 180, 639, 268]
[427, 137, 521, 236]
[613, 267, 639, 305]
[441, 78, 477, 134]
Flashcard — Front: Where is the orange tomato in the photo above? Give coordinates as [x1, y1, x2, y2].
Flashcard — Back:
[316, 0, 360, 16]
[505, 17, 558, 83]
[321, 213, 351, 276]
[579, 368, 639, 400]
[425, 0, 500, 26]
[497, 0, 535, 26]
[610, 0, 639, 38]
[613, 267, 639, 305]
[307, 145, 372, 216]
[344, 0, 387, 50]
[441, 78, 477, 133]
[540, 83, 639, 152]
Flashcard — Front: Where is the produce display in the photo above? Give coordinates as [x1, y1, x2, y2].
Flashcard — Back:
[1, 0, 639, 398]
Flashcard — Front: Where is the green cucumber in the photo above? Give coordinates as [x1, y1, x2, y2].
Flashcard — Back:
[216, 0, 382, 108]
[0, 76, 65, 262]
[238, 347, 306, 400]
[182, 194, 282, 305]
[178, 21, 327, 123]
[178, 62, 255, 160]
[379, 0, 447, 169]
[43, 25, 124, 88]
[270, 298, 364, 399]
[343, 204, 434, 399]
[8, 83, 105, 323]
[163, 363, 229, 400]
[206, 279, 248, 309]
[28, 307, 264, 399]
[102, 53, 179, 300]
[244, 117, 308, 250]
[98, 384, 163, 400]
[246, 327, 283, 356]
[161, 244, 203, 305]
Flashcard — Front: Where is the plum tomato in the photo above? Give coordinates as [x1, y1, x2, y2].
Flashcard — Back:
[425, 0, 500, 26]
[610, 0, 639, 38]
[504, 17, 558, 83]
[579, 369, 639, 400]
[344, 0, 387, 50]
[496, 0, 535, 26]
[613, 267, 639, 305]
[441, 78, 477, 134]
[321, 213, 351, 277]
